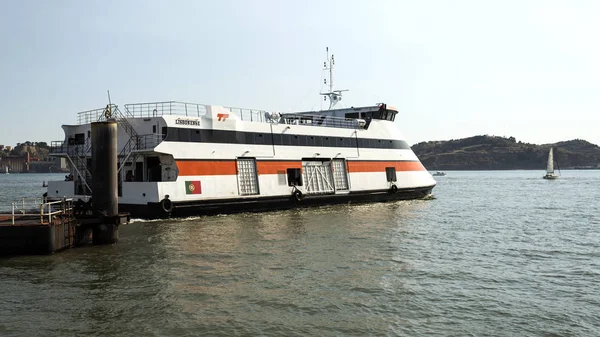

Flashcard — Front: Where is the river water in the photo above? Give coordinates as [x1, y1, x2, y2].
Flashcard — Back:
[1, 171, 599, 336]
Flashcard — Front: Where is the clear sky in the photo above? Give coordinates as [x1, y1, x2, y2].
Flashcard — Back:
[1, 0, 599, 146]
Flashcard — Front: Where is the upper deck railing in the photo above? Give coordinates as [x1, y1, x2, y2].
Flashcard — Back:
[77, 104, 118, 125]
[124, 101, 208, 118]
[68, 101, 369, 130]
[225, 107, 269, 123]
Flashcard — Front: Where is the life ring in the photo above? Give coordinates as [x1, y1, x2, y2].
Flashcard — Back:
[160, 198, 173, 213]
[390, 184, 398, 193]
[292, 189, 304, 201]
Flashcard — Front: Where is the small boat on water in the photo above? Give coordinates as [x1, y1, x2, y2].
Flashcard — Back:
[432, 171, 446, 176]
[543, 147, 560, 180]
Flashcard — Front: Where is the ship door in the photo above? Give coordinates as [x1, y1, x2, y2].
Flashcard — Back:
[302, 159, 335, 194]
[237, 158, 259, 195]
[332, 158, 349, 191]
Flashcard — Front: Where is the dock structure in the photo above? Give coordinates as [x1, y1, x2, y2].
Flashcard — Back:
[0, 198, 80, 255]
[0, 119, 130, 257]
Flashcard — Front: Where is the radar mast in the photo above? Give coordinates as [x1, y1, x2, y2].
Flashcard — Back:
[320, 47, 348, 110]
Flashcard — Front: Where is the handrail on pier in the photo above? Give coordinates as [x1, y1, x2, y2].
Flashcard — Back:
[9, 198, 73, 225]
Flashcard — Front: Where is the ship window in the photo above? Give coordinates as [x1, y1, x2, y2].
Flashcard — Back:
[191, 129, 201, 142]
[212, 130, 230, 143]
[386, 167, 397, 182]
[153, 125, 157, 133]
[178, 129, 190, 142]
[161, 127, 167, 140]
[74, 133, 85, 145]
[345, 112, 359, 119]
[245, 133, 254, 144]
[287, 168, 303, 186]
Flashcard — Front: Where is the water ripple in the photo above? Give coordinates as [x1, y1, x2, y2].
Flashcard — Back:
[1, 171, 600, 336]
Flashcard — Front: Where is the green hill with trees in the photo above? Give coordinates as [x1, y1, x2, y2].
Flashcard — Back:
[0, 141, 50, 160]
[412, 135, 600, 170]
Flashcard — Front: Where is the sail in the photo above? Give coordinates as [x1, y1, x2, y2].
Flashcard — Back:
[546, 148, 554, 174]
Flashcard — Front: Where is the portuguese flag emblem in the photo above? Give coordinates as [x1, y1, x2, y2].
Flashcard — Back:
[185, 181, 202, 194]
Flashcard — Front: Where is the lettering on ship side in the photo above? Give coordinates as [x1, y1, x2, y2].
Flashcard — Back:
[217, 113, 229, 121]
[175, 118, 201, 126]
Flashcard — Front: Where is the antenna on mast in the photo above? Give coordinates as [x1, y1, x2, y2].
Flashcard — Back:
[320, 47, 348, 110]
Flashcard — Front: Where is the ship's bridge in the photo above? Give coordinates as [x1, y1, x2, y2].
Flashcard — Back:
[296, 103, 398, 122]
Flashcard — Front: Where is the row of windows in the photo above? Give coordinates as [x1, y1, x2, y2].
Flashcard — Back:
[344, 109, 397, 122]
[163, 127, 411, 150]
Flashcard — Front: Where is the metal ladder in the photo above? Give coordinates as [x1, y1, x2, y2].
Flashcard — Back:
[103, 105, 141, 195]
[66, 137, 92, 195]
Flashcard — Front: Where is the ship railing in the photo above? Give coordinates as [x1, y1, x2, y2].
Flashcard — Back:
[278, 113, 363, 129]
[225, 107, 268, 123]
[50, 140, 67, 154]
[134, 134, 165, 150]
[77, 104, 118, 125]
[124, 101, 208, 118]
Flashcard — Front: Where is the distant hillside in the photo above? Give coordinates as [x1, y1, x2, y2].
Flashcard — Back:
[412, 135, 600, 170]
[0, 141, 50, 161]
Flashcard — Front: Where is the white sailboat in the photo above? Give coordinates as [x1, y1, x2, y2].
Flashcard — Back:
[4, 166, 8, 175]
[543, 147, 559, 179]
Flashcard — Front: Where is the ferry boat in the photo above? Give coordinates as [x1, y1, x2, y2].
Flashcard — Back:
[46, 50, 436, 218]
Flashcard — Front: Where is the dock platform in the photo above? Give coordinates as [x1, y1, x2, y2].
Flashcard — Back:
[0, 199, 85, 256]
[1, 198, 130, 257]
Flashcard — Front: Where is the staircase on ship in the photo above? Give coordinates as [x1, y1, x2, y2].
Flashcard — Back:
[50, 102, 206, 197]
[50, 104, 143, 196]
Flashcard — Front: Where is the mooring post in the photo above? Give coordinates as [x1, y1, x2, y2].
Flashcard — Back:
[91, 120, 119, 244]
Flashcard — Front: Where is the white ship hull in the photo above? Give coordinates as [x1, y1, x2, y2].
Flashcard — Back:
[47, 102, 436, 218]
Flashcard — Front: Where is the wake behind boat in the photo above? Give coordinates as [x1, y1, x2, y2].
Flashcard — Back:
[45, 49, 436, 218]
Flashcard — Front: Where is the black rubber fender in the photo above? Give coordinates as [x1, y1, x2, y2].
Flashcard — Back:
[160, 198, 173, 213]
[390, 184, 398, 193]
[293, 189, 304, 201]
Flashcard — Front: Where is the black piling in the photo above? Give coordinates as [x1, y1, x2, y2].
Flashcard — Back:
[91, 120, 119, 245]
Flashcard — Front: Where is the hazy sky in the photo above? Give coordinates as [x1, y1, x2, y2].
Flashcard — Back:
[1, 0, 599, 146]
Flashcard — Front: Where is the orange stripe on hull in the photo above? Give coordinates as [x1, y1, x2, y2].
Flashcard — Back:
[256, 161, 302, 174]
[176, 160, 425, 176]
[176, 160, 303, 176]
[177, 161, 237, 176]
[347, 161, 426, 173]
